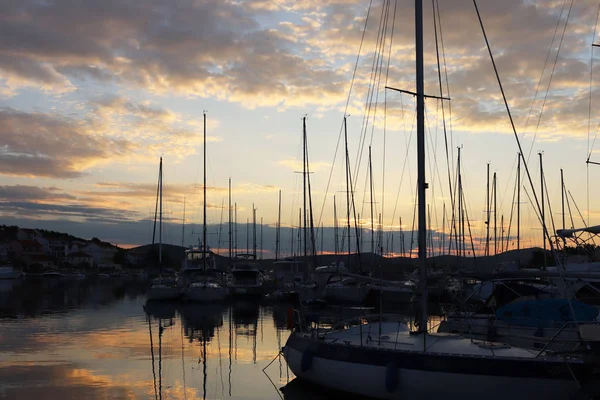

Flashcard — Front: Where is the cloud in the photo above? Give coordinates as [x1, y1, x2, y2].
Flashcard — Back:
[0, 185, 76, 201]
[0, 0, 350, 109]
[0, 109, 135, 178]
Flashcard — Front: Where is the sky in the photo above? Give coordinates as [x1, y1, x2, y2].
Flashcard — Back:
[1, 0, 600, 256]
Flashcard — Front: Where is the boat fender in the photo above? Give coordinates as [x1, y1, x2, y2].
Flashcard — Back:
[385, 362, 398, 393]
[301, 351, 313, 372]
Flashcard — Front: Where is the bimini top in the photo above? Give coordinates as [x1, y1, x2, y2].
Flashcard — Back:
[556, 225, 600, 238]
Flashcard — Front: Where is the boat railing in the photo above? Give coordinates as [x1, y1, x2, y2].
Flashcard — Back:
[535, 320, 600, 358]
[442, 312, 593, 351]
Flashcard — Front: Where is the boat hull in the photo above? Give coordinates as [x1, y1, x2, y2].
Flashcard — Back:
[283, 334, 589, 400]
[185, 287, 228, 302]
[227, 285, 264, 296]
[322, 286, 367, 303]
[147, 286, 181, 301]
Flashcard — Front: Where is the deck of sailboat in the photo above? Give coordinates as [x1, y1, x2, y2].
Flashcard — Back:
[314, 321, 572, 360]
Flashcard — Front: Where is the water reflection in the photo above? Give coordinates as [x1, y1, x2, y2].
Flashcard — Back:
[0, 279, 441, 399]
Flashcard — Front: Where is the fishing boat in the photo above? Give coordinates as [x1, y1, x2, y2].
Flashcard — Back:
[147, 157, 180, 301]
[226, 253, 264, 296]
[322, 275, 368, 303]
[283, 2, 600, 397]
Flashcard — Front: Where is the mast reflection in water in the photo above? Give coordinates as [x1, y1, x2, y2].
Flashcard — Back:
[0, 279, 297, 399]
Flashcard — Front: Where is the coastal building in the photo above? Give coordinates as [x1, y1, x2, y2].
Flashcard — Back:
[63, 251, 93, 269]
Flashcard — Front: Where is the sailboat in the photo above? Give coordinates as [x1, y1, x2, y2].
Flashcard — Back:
[181, 112, 228, 302]
[282, 1, 600, 398]
[147, 157, 180, 301]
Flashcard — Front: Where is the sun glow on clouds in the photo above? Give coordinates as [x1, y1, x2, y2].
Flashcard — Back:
[0, 0, 600, 249]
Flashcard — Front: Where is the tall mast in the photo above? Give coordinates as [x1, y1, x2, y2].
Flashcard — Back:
[517, 153, 521, 250]
[485, 162, 490, 256]
[561, 168, 566, 249]
[493, 172, 497, 255]
[416, 0, 428, 334]
[369, 146, 375, 274]
[276, 190, 281, 260]
[203, 112, 207, 272]
[253, 205, 257, 258]
[229, 178, 232, 259]
[246, 218, 249, 254]
[539, 151, 546, 268]
[302, 117, 308, 267]
[457, 147, 463, 257]
[344, 116, 352, 270]
[159, 157, 163, 267]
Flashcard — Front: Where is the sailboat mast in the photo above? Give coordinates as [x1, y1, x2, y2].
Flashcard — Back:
[344, 116, 352, 270]
[369, 146, 375, 273]
[303, 116, 308, 264]
[485, 162, 490, 256]
[517, 153, 521, 250]
[561, 168, 566, 249]
[457, 147, 463, 257]
[203, 112, 207, 272]
[159, 157, 163, 266]
[416, 0, 428, 334]
[539, 151, 546, 268]
[253, 205, 256, 258]
[229, 178, 232, 259]
[493, 172, 497, 255]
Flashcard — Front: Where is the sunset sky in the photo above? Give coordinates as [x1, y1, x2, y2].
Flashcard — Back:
[1, 0, 600, 255]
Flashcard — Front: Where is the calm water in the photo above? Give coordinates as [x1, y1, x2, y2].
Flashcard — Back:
[0, 278, 377, 400]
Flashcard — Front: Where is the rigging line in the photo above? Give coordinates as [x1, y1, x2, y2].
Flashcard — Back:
[353, 0, 391, 193]
[435, 0, 455, 185]
[316, 0, 374, 230]
[542, 171, 557, 240]
[361, 0, 393, 221]
[505, 164, 519, 252]
[588, 3, 600, 160]
[526, 0, 575, 164]
[382, 0, 398, 249]
[564, 183, 575, 229]
[389, 111, 416, 234]
[568, 190, 588, 228]
[521, 0, 568, 144]
[433, 0, 455, 234]
[473, 1, 552, 251]
[424, 104, 443, 240]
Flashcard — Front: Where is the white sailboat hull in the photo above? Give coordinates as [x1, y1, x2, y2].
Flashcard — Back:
[284, 346, 579, 400]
